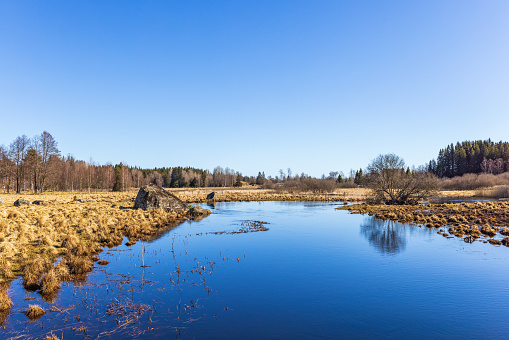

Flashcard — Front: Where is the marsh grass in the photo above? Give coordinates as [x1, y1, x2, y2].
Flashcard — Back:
[0, 283, 12, 312]
[475, 185, 509, 199]
[25, 304, 46, 321]
[341, 201, 509, 248]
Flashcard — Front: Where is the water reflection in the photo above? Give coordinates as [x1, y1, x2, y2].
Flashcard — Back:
[360, 217, 408, 255]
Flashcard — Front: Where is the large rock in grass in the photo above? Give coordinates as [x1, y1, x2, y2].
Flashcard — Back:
[134, 184, 188, 210]
[14, 198, 31, 207]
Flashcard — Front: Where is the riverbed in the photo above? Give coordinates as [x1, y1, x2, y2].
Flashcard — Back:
[2, 201, 509, 339]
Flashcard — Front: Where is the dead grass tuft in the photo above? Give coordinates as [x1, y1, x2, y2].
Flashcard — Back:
[25, 304, 46, 321]
[0, 260, 14, 280]
[67, 255, 93, 275]
[40, 268, 61, 298]
[22, 256, 52, 291]
[0, 284, 12, 312]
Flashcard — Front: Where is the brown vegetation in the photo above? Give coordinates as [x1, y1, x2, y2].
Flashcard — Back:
[341, 201, 509, 247]
[440, 173, 509, 190]
[24, 304, 46, 320]
[0, 189, 213, 312]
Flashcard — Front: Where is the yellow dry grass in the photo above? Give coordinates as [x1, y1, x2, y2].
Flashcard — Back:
[340, 201, 509, 246]
[0, 191, 193, 276]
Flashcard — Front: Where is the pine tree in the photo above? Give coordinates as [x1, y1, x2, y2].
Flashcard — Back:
[234, 173, 242, 187]
[112, 164, 122, 191]
[354, 169, 363, 185]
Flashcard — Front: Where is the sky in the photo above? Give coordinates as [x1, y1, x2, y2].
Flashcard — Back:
[1, 1, 508, 178]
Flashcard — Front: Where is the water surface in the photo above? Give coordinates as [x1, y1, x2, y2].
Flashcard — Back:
[2, 201, 509, 339]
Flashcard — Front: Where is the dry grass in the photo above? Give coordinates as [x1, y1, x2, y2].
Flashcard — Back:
[0, 190, 210, 309]
[0, 260, 14, 280]
[475, 185, 509, 199]
[0, 283, 12, 312]
[341, 201, 509, 247]
[25, 304, 46, 320]
[45, 334, 62, 340]
[40, 268, 61, 298]
[169, 187, 371, 203]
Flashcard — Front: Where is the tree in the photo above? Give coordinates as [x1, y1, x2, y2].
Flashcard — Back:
[354, 169, 363, 185]
[9, 135, 31, 193]
[25, 148, 41, 192]
[234, 172, 242, 187]
[0, 146, 13, 192]
[36, 131, 60, 192]
[366, 154, 437, 204]
[112, 164, 122, 191]
[256, 172, 265, 185]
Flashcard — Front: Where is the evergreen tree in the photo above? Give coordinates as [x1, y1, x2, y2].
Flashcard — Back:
[112, 164, 122, 191]
[354, 169, 363, 185]
[234, 173, 242, 187]
[431, 139, 509, 178]
[256, 172, 265, 185]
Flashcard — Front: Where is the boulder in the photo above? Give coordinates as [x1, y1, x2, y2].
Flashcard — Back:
[14, 198, 31, 207]
[189, 206, 211, 218]
[206, 192, 215, 200]
[134, 184, 187, 210]
[0, 196, 4, 204]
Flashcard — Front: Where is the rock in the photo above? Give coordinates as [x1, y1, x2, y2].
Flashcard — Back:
[189, 206, 211, 218]
[32, 200, 49, 205]
[14, 198, 31, 206]
[0, 196, 4, 204]
[134, 184, 187, 210]
[206, 192, 215, 200]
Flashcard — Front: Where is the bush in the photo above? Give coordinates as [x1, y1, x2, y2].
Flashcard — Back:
[440, 172, 509, 190]
[366, 154, 438, 204]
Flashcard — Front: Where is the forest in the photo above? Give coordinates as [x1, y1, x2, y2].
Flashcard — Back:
[2, 132, 509, 194]
[428, 140, 509, 178]
[0, 132, 254, 193]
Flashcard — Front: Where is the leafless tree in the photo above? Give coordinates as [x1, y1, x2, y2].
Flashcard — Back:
[9, 135, 31, 193]
[0, 146, 13, 193]
[366, 154, 438, 204]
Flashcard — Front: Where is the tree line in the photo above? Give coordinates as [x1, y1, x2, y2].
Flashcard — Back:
[0, 132, 257, 193]
[428, 139, 509, 178]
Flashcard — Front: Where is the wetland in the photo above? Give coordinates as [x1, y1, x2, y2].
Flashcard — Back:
[2, 199, 509, 339]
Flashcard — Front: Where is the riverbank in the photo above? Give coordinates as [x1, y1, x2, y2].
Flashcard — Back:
[0, 191, 200, 323]
[0, 187, 501, 313]
[339, 201, 509, 246]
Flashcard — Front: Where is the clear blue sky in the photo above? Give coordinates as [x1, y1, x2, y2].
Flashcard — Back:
[1, 1, 508, 178]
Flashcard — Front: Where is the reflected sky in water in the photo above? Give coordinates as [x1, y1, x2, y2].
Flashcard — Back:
[2, 201, 509, 339]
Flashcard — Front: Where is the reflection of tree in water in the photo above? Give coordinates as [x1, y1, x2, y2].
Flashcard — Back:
[360, 216, 408, 255]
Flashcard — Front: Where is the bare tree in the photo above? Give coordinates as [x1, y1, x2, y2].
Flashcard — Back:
[9, 135, 31, 193]
[37, 131, 59, 192]
[366, 154, 438, 204]
[0, 146, 13, 193]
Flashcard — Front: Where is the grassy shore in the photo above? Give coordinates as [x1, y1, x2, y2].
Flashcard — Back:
[0, 190, 199, 321]
[0, 186, 502, 322]
[339, 201, 509, 246]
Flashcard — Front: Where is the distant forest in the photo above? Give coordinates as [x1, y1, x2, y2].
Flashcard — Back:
[3, 132, 509, 194]
[428, 140, 509, 178]
[0, 132, 265, 193]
